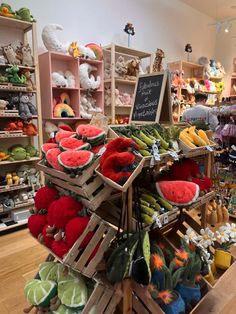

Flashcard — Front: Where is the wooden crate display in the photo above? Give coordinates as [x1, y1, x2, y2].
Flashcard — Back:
[82, 281, 122, 314]
[157, 211, 236, 289]
[38, 161, 113, 211]
[179, 138, 216, 154]
[63, 214, 116, 278]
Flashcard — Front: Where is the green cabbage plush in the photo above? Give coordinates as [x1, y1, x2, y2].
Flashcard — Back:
[39, 261, 64, 282]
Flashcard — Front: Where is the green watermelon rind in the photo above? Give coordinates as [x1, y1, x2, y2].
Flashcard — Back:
[59, 140, 91, 152]
[156, 181, 200, 206]
[86, 133, 106, 146]
[76, 125, 106, 141]
[58, 151, 94, 170]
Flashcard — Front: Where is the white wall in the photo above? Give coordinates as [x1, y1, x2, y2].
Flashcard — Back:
[6, 0, 216, 64]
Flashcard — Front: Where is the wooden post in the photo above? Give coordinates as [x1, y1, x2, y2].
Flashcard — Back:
[111, 43, 116, 124]
[123, 186, 133, 314]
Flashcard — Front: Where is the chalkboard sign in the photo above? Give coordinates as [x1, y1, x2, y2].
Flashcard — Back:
[130, 71, 172, 124]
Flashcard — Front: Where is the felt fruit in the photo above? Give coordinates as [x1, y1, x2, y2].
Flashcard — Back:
[46, 148, 63, 171]
[156, 181, 200, 206]
[53, 103, 75, 118]
[41, 143, 58, 156]
[65, 216, 94, 248]
[47, 199, 58, 227]
[59, 137, 91, 151]
[101, 151, 136, 185]
[51, 240, 70, 258]
[197, 129, 210, 145]
[58, 150, 94, 174]
[50, 196, 83, 230]
[34, 186, 59, 212]
[28, 214, 47, 238]
[76, 124, 106, 146]
[179, 132, 197, 149]
[24, 279, 57, 308]
[86, 43, 103, 60]
[55, 130, 76, 143]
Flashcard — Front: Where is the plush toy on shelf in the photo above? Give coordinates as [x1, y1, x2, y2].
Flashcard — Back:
[68, 41, 80, 58]
[15, 7, 35, 22]
[86, 43, 103, 60]
[0, 3, 15, 17]
[51, 71, 68, 88]
[18, 93, 37, 120]
[64, 70, 75, 88]
[115, 56, 127, 77]
[23, 70, 36, 91]
[16, 43, 34, 67]
[42, 24, 68, 53]
[79, 63, 101, 90]
[78, 44, 96, 60]
[0, 99, 9, 110]
[53, 92, 75, 118]
[80, 93, 101, 119]
[152, 48, 165, 72]
[171, 70, 184, 88]
[6, 65, 26, 84]
[125, 58, 140, 80]
[2, 44, 20, 65]
[104, 59, 111, 79]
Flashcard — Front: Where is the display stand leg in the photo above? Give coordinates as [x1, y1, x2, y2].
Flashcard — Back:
[123, 186, 133, 314]
[201, 204, 208, 228]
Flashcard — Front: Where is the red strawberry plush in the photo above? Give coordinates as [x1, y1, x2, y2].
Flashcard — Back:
[51, 240, 70, 258]
[38, 225, 54, 248]
[65, 216, 94, 248]
[28, 214, 47, 238]
[34, 186, 59, 213]
[46, 148, 63, 171]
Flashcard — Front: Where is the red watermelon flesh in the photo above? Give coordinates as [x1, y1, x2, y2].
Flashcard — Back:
[28, 214, 47, 238]
[76, 124, 105, 141]
[34, 186, 59, 211]
[59, 137, 91, 151]
[51, 240, 70, 258]
[46, 148, 63, 171]
[65, 216, 94, 248]
[58, 150, 94, 170]
[41, 143, 58, 155]
[156, 181, 200, 206]
[55, 130, 76, 143]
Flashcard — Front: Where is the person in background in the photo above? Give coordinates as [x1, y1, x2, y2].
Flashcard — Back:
[182, 92, 219, 131]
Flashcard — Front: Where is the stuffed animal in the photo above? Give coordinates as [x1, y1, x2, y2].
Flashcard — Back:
[68, 41, 80, 58]
[78, 44, 96, 59]
[4, 119, 23, 131]
[8, 145, 30, 161]
[104, 86, 111, 106]
[0, 99, 9, 110]
[209, 59, 217, 77]
[199, 57, 211, 80]
[42, 24, 68, 53]
[115, 56, 127, 76]
[5, 173, 13, 185]
[79, 63, 101, 90]
[27, 168, 41, 191]
[6, 65, 26, 84]
[114, 88, 124, 106]
[80, 95, 92, 119]
[152, 48, 165, 72]
[104, 59, 111, 79]
[2, 44, 20, 65]
[52, 72, 68, 88]
[16, 43, 34, 66]
[86, 43, 103, 60]
[18, 93, 37, 120]
[125, 58, 140, 79]
[0, 3, 15, 17]
[23, 122, 38, 136]
[7, 94, 20, 110]
[64, 70, 75, 88]
[15, 7, 35, 22]
[216, 62, 225, 77]
[22, 70, 36, 91]
[12, 172, 20, 185]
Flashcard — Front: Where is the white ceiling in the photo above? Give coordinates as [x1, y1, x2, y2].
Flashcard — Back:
[179, 0, 236, 19]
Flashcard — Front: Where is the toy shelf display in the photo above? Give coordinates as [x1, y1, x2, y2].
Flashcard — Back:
[0, 15, 43, 233]
[103, 43, 152, 124]
[39, 51, 104, 122]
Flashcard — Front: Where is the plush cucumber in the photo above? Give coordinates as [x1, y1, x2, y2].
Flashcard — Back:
[140, 204, 155, 216]
[141, 193, 161, 211]
[156, 195, 173, 211]
[153, 129, 169, 150]
[141, 213, 153, 225]
[131, 135, 147, 149]
[140, 199, 150, 207]
[139, 149, 151, 156]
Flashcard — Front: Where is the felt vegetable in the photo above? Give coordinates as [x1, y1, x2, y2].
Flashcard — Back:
[156, 181, 200, 206]
[59, 137, 91, 151]
[76, 124, 106, 146]
[8, 145, 30, 161]
[28, 214, 47, 238]
[101, 151, 136, 185]
[52, 305, 78, 314]
[25, 145, 39, 157]
[24, 279, 57, 309]
[46, 148, 63, 171]
[58, 150, 94, 175]
[65, 216, 94, 248]
[39, 262, 64, 282]
[55, 130, 76, 144]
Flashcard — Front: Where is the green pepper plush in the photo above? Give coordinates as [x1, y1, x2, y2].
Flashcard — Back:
[15, 7, 36, 22]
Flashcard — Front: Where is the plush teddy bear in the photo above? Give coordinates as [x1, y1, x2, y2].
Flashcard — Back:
[18, 93, 37, 120]
[23, 70, 36, 91]
[125, 58, 140, 80]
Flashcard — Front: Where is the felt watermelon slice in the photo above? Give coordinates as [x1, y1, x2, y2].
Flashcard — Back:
[41, 143, 58, 156]
[55, 130, 76, 144]
[58, 150, 94, 174]
[76, 124, 106, 146]
[156, 180, 200, 206]
[59, 137, 91, 151]
[46, 148, 63, 171]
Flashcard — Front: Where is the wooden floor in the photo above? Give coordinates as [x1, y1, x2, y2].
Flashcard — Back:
[0, 229, 47, 314]
[1, 228, 236, 313]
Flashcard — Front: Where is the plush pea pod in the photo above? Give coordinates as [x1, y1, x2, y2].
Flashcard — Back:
[153, 129, 169, 150]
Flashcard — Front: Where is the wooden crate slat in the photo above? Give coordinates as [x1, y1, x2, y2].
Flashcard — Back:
[82, 283, 105, 314]
[95, 287, 114, 313]
[104, 292, 123, 314]
[132, 295, 150, 314]
[88, 185, 114, 211]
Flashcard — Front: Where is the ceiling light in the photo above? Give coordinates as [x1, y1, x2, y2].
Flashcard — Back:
[225, 20, 232, 33]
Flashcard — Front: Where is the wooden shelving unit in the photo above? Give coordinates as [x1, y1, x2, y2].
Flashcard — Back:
[103, 43, 152, 124]
[0, 15, 43, 233]
[39, 51, 104, 123]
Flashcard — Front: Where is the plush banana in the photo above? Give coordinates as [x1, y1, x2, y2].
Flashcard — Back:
[197, 130, 210, 145]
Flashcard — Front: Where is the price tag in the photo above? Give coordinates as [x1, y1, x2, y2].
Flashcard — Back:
[163, 214, 169, 224]
[97, 146, 106, 156]
[152, 212, 162, 228]
[169, 151, 179, 160]
[206, 146, 213, 152]
[152, 143, 160, 161]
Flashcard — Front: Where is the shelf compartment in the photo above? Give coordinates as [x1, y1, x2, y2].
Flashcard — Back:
[52, 88, 79, 118]
[0, 15, 33, 31]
